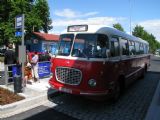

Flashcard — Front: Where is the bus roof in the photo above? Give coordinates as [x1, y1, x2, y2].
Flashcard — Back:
[63, 24, 149, 45]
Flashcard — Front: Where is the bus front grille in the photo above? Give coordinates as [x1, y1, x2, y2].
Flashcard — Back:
[55, 67, 82, 85]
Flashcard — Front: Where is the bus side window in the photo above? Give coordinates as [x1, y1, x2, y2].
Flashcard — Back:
[129, 41, 136, 55]
[135, 42, 140, 55]
[110, 37, 120, 57]
[139, 43, 144, 54]
[96, 34, 109, 58]
[120, 38, 129, 56]
[144, 44, 149, 54]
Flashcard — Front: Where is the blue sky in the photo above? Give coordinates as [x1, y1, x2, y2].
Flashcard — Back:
[48, 0, 160, 41]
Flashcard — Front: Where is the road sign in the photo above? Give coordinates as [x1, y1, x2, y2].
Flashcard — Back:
[15, 15, 22, 29]
[15, 31, 22, 37]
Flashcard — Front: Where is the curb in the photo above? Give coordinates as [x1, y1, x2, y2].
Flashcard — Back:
[0, 88, 58, 119]
[145, 79, 160, 120]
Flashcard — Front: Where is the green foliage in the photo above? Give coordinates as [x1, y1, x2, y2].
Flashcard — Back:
[113, 23, 125, 32]
[0, 0, 52, 45]
[132, 25, 160, 53]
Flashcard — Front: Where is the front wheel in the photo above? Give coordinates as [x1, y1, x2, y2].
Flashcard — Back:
[110, 81, 121, 102]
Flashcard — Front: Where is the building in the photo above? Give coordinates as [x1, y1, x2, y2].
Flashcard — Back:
[25, 32, 59, 55]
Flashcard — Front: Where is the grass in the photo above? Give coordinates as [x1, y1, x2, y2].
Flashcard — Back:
[0, 87, 25, 105]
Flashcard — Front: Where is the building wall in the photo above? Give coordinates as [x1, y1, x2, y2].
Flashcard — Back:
[25, 34, 58, 54]
[42, 41, 58, 54]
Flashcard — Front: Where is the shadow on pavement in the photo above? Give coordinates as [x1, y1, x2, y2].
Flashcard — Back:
[23, 106, 78, 120]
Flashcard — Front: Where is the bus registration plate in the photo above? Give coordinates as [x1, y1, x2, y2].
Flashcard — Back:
[59, 87, 72, 93]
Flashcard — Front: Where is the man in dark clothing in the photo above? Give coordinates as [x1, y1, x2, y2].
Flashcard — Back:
[4, 43, 16, 82]
[4, 43, 16, 64]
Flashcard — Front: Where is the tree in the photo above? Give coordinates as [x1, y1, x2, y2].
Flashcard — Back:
[34, 0, 53, 33]
[113, 23, 124, 32]
[0, 0, 52, 45]
[132, 25, 160, 53]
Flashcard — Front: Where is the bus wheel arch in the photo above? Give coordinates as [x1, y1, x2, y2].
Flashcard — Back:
[111, 75, 125, 102]
[140, 63, 148, 79]
[145, 64, 148, 72]
[118, 75, 126, 93]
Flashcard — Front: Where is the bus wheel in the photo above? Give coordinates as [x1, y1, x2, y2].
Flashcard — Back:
[111, 81, 121, 102]
[140, 65, 147, 79]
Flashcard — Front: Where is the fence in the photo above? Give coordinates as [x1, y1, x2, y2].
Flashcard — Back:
[3, 64, 20, 85]
[0, 61, 51, 85]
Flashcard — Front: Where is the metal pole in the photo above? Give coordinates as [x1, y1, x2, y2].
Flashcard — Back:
[22, 14, 25, 46]
[21, 14, 25, 85]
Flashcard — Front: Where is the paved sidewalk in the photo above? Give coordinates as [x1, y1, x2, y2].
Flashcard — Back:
[145, 79, 160, 120]
[0, 77, 57, 119]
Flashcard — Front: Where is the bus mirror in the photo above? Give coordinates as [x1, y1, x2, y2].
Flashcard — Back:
[106, 49, 110, 58]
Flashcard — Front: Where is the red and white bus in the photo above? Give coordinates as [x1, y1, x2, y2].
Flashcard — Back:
[49, 24, 150, 100]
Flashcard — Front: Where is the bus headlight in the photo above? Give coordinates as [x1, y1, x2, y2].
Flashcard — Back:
[88, 79, 97, 87]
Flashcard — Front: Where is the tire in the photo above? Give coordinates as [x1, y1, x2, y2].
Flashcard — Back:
[140, 65, 147, 79]
[141, 68, 146, 79]
[111, 81, 121, 102]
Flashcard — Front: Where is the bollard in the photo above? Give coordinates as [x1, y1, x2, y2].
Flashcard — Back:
[13, 74, 22, 93]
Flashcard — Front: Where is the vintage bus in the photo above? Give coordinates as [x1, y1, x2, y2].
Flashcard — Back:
[49, 24, 150, 100]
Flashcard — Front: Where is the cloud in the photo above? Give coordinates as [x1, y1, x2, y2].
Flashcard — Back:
[54, 8, 98, 18]
[137, 20, 160, 41]
[52, 17, 125, 27]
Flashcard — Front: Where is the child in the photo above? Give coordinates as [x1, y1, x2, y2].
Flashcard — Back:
[24, 62, 33, 85]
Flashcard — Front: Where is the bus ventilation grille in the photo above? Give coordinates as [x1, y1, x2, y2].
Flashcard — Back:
[55, 67, 82, 85]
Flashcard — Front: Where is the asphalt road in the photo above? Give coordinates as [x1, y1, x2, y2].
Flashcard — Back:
[3, 55, 160, 120]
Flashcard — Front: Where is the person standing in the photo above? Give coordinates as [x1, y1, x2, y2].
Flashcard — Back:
[4, 43, 16, 65]
[4, 43, 17, 82]
[31, 52, 39, 82]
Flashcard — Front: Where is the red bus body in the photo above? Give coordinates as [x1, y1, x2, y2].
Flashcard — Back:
[49, 25, 150, 98]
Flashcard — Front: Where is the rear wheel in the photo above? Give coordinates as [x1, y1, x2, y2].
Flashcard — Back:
[140, 65, 147, 79]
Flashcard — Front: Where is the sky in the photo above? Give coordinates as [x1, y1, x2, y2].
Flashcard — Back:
[48, 0, 160, 41]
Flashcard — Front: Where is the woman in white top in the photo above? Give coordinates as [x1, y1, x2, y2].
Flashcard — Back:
[31, 52, 39, 82]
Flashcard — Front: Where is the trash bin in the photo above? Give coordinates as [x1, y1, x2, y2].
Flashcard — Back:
[13, 74, 22, 93]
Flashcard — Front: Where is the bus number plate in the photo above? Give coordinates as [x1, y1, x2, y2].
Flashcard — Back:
[59, 87, 72, 93]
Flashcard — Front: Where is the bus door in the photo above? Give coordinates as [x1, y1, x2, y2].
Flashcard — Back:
[120, 38, 133, 84]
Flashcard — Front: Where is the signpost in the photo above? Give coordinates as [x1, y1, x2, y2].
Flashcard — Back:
[15, 14, 26, 88]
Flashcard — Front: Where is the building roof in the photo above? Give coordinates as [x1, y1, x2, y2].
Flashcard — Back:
[33, 32, 59, 41]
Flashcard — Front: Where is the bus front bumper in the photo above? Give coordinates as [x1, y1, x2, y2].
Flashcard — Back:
[49, 80, 109, 96]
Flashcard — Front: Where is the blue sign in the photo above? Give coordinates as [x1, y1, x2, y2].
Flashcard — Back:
[15, 15, 22, 29]
[38, 62, 51, 78]
[15, 31, 22, 37]
[12, 65, 21, 76]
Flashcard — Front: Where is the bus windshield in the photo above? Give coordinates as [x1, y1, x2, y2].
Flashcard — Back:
[72, 34, 109, 58]
[57, 34, 74, 56]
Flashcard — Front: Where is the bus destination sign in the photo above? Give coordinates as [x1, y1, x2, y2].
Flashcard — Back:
[67, 25, 88, 32]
